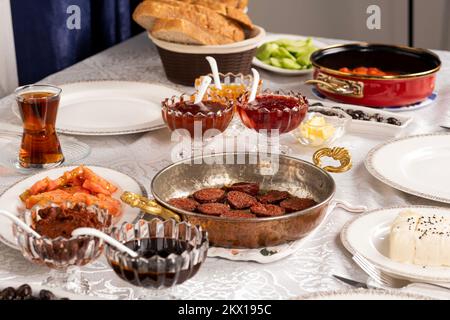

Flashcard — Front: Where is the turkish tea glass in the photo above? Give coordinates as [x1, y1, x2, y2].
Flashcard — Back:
[15, 84, 64, 169]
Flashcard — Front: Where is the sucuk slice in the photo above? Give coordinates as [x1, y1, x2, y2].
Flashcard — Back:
[193, 188, 226, 203]
[257, 190, 291, 204]
[227, 191, 257, 209]
[280, 197, 317, 213]
[197, 203, 230, 216]
[221, 210, 256, 219]
[168, 198, 199, 212]
[228, 182, 260, 196]
[250, 203, 285, 217]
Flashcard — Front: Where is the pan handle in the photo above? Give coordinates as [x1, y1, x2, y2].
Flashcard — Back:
[305, 79, 355, 96]
[313, 147, 352, 173]
[305, 72, 364, 98]
[121, 191, 181, 222]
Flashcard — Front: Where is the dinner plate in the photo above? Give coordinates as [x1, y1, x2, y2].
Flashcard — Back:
[365, 134, 450, 203]
[296, 288, 431, 300]
[252, 34, 328, 75]
[11, 81, 181, 136]
[0, 165, 146, 250]
[341, 206, 450, 283]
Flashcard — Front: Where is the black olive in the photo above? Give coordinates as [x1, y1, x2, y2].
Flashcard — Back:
[16, 284, 32, 298]
[387, 117, 402, 126]
[310, 102, 324, 107]
[372, 113, 384, 122]
[332, 106, 344, 111]
[351, 110, 365, 120]
[0, 287, 16, 300]
[39, 289, 56, 300]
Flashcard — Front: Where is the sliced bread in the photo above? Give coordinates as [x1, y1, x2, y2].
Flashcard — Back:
[165, 0, 253, 29]
[151, 18, 235, 45]
[133, 1, 245, 42]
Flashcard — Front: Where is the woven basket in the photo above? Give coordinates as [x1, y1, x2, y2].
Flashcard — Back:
[148, 26, 266, 86]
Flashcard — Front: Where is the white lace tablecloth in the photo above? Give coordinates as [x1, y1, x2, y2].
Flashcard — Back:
[0, 33, 450, 300]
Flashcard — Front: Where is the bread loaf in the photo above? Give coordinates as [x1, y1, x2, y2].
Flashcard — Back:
[133, 0, 245, 42]
[151, 18, 236, 45]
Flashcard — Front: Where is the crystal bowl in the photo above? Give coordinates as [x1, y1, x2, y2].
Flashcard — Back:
[292, 106, 351, 147]
[105, 218, 208, 289]
[13, 202, 113, 269]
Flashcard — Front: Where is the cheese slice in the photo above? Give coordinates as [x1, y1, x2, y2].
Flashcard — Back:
[390, 210, 450, 267]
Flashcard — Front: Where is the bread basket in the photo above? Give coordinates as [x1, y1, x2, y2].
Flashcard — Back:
[148, 25, 266, 86]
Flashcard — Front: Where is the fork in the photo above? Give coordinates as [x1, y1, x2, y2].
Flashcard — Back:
[352, 253, 450, 291]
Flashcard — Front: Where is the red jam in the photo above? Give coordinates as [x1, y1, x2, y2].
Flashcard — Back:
[162, 100, 234, 137]
[237, 94, 308, 134]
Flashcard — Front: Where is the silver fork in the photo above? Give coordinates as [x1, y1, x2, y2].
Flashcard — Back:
[352, 253, 450, 291]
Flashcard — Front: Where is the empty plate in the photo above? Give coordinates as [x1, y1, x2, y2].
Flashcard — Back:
[365, 133, 450, 203]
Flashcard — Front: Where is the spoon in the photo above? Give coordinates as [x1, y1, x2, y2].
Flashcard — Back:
[206, 56, 222, 90]
[0, 210, 41, 238]
[248, 68, 260, 103]
[71, 227, 139, 258]
[194, 76, 212, 105]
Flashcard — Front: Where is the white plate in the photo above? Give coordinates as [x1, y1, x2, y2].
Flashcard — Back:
[308, 99, 413, 137]
[366, 134, 450, 203]
[341, 206, 450, 283]
[296, 288, 431, 300]
[252, 34, 328, 75]
[12, 81, 181, 136]
[0, 165, 145, 250]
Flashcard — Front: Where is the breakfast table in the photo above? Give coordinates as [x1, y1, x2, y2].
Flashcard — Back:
[0, 32, 449, 300]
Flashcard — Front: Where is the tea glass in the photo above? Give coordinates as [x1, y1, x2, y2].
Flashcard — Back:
[15, 84, 64, 169]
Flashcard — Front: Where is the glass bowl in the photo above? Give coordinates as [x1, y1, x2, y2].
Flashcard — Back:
[105, 218, 208, 296]
[13, 202, 113, 294]
[292, 106, 351, 147]
[161, 93, 235, 139]
[237, 90, 309, 135]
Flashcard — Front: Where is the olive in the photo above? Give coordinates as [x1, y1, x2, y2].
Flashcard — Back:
[387, 117, 402, 126]
[0, 287, 16, 300]
[332, 106, 344, 111]
[372, 113, 384, 123]
[351, 110, 365, 120]
[310, 102, 324, 107]
[39, 289, 56, 300]
[16, 284, 32, 298]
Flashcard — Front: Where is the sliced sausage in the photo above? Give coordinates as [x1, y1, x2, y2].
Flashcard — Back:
[197, 203, 230, 216]
[280, 197, 317, 213]
[227, 191, 257, 209]
[193, 188, 225, 203]
[250, 203, 285, 217]
[257, 190, 291, 204]
[168, 198, 199, 212]
[221, 211, 256, 219]
[228, 182, 260, 196]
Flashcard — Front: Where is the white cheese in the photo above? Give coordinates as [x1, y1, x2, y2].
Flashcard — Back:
[390, 210, 421, 264]
[390, 210, 450, 267]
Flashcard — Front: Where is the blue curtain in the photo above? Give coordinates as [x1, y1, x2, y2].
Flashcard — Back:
[11, 0, 143, 85]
